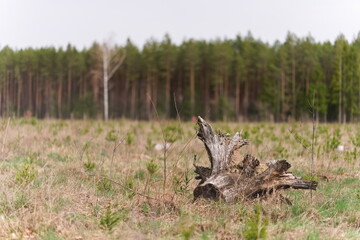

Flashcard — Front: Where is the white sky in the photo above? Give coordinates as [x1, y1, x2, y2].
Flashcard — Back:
[1, 0, 360, 49]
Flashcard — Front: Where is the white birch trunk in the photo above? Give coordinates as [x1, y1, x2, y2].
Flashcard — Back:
[101, 41, 126, 121]
[103, 46, 109, 121]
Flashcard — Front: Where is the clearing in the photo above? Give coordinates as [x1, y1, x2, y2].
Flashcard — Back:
[0, 118, 359, 239]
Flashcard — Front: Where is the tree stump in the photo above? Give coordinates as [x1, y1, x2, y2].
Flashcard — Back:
[193, 116, 318, 203]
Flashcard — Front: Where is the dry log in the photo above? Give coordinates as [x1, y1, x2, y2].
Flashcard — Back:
[193, 116, 318, 203]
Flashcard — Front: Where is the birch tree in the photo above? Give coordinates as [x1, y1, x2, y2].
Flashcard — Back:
[101, 42, 126, 120]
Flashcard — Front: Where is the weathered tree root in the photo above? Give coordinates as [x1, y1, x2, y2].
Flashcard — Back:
[193, 116, 318, 203]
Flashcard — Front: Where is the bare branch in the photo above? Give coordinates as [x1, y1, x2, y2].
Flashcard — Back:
[108, 51, 126, 79]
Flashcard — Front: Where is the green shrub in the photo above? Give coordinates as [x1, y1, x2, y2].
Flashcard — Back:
[145, 137, 155, 151]
[123, 177, 135, 199]
[96, 124, 103, 135]
[242, 203, 268, 240]
[78, 127, 90, 135]
[345, 149, 357, 162]
[15, 164, 37, 184]
[146, 159, 159, 176]
[324, 129, 341, 152]
[99, 205, 128, 231]
[97, 178, 112, 193]
[163, 125, 183, 143]
[126, 132, 134, 145]
[177, 213, 195, 240]
[83, 161, 96, 172]
[351, 132, 360, 147]
[105, 130, 117, 142]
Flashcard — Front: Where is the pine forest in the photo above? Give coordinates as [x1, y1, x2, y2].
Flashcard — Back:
[1, 32, 360, 122]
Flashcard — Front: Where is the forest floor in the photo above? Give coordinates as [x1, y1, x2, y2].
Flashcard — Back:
[0, 118, 359, 240]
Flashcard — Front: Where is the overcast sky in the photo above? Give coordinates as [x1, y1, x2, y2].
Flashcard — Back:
[1, 0, 360, 49]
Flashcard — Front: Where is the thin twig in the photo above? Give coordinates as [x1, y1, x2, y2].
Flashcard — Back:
[148, 94, 168, 197]
[79, 135, 97, 162]
[110, 138, 124, 166]
[288, 128, 309, 150]
[310, 92, 316, 203]
[173, 93, 182, 122]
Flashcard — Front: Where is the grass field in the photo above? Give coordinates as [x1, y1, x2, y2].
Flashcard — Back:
[0, 118, 359, 240]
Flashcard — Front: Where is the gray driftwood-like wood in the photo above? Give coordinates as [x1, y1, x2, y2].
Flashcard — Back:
[193, 116, 318, 203]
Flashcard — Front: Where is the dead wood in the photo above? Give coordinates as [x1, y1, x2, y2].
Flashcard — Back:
[193, 116, 318, 203]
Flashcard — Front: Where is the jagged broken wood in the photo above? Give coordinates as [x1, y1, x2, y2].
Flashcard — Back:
[193, 116, 318, 203]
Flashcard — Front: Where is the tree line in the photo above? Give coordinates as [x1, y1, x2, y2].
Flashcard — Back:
[1, 32, 360, 122]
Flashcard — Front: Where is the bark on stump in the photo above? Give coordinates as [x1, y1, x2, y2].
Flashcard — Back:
[193, 116, 318, 203]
